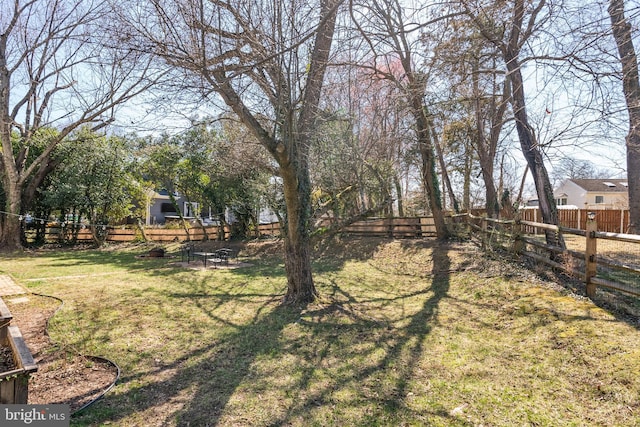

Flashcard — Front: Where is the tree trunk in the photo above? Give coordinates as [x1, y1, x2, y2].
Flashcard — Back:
[500, 0, 563, 248]
[277, 0, 338, 303]
[479, 159, 500, 218]
[168, 193, 190, 241]
[413, 104, 448, 239]
[463, 144, 472, 211]
[180, 0, 339, 304]
[471, 55, 508, 219]
[136, 218, 149, 242]
[0, 186, 23, 251]
[197, 218, 210, 241]
[0, 32, 21, 251]
[279, 154, 316, 305]
[216, 213, 227, 241]
[608, 0, 640, 234]
[432, 121, 460, 213]
[394, 174, 404, 217]
[506, 54, 564, 248]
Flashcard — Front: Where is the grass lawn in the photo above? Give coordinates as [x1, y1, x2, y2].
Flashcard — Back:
[1, 237, 639, 426]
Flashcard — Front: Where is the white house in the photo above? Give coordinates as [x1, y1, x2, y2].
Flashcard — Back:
[553, 178, 629, 209]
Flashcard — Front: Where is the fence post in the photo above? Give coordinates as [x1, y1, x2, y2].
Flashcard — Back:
[585, 213, 597, 298]
[512, 214, 524, 256]
[481, 217, 487, 250]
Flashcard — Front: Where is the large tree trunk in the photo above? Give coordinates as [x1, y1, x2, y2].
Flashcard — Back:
[608, 0, 640, 234]
[0, 185, 23, 251]
[210, 0, 338, 304]
[413, 103, 448, 239]
[280, 158, 316, 304]
[501, 0, 563, 248]
[0, 31, 21, 251]
[278, 0, 338, 303]
[506, 55, 564, 248]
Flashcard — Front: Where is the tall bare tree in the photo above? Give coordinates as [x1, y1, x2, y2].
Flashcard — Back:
[433, 24, 510, 218]
[464, 0, 564, 247]
[319, 62, 413, 218]
[350, 0, 452, 239]
[120, 0, 340, 303]
[470, 52, 510, 218]
[608, 0, 640, 234]
[0, 0, 156, 250]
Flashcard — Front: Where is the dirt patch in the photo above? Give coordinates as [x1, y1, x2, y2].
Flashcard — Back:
[5, 294, 118, 413]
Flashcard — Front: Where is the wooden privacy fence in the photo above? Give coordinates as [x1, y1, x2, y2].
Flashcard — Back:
[521, 208, 630, 233]
[26, 225, 232, 243]
[467, 213, 640, 299]
[27, 216, 440, 243]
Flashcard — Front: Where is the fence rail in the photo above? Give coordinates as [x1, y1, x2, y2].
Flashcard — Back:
[467, 213, 640, 298]
[330, 217, 437, 238]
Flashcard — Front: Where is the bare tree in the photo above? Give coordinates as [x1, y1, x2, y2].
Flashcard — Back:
[349, 0, 453, 239]
[0, 0, 157, 250]
[608, 0, 640, 233]
[464, 0, 564, 247]
[319, 61, 415, 218]
[433, 25, 511, 218]
[551, 157, 611, 184]
[120, 0, 340, 303]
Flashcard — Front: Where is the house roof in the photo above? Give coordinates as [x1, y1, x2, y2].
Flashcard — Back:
[569, 179, 628, 193]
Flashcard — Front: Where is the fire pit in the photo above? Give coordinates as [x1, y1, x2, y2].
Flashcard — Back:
[147, 247, 166, 258]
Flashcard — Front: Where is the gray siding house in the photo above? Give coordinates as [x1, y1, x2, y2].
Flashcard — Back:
[146, 190, 200, 225]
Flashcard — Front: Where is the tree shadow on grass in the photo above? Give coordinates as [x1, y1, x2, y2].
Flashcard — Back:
[70, 240, 466, 425]
[260, 242, 470, 425]
[72, 278, 304, 426]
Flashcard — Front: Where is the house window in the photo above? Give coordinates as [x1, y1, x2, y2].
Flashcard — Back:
[160, 202, 177, 213]
[183, 202, 199, 217]
[595, 195, 604, 204]
[556, 198, 567, 205]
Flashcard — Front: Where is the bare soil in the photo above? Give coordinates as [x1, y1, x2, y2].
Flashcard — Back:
[5, 294, 118, 413]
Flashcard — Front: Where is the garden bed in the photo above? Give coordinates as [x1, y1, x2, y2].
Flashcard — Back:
[0, 297, 38, 404]
[0, 345, 16, 371]
[4, 294, 118, 412]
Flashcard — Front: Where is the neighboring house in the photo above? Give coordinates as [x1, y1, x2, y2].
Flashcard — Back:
[146, 190, 200, 225]
[553, 178, 629, 209]
[258, 207, 279, 224]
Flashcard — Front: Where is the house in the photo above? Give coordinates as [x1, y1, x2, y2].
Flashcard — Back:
[553, 178, 629, 209]
[146, 190, 200, 225]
